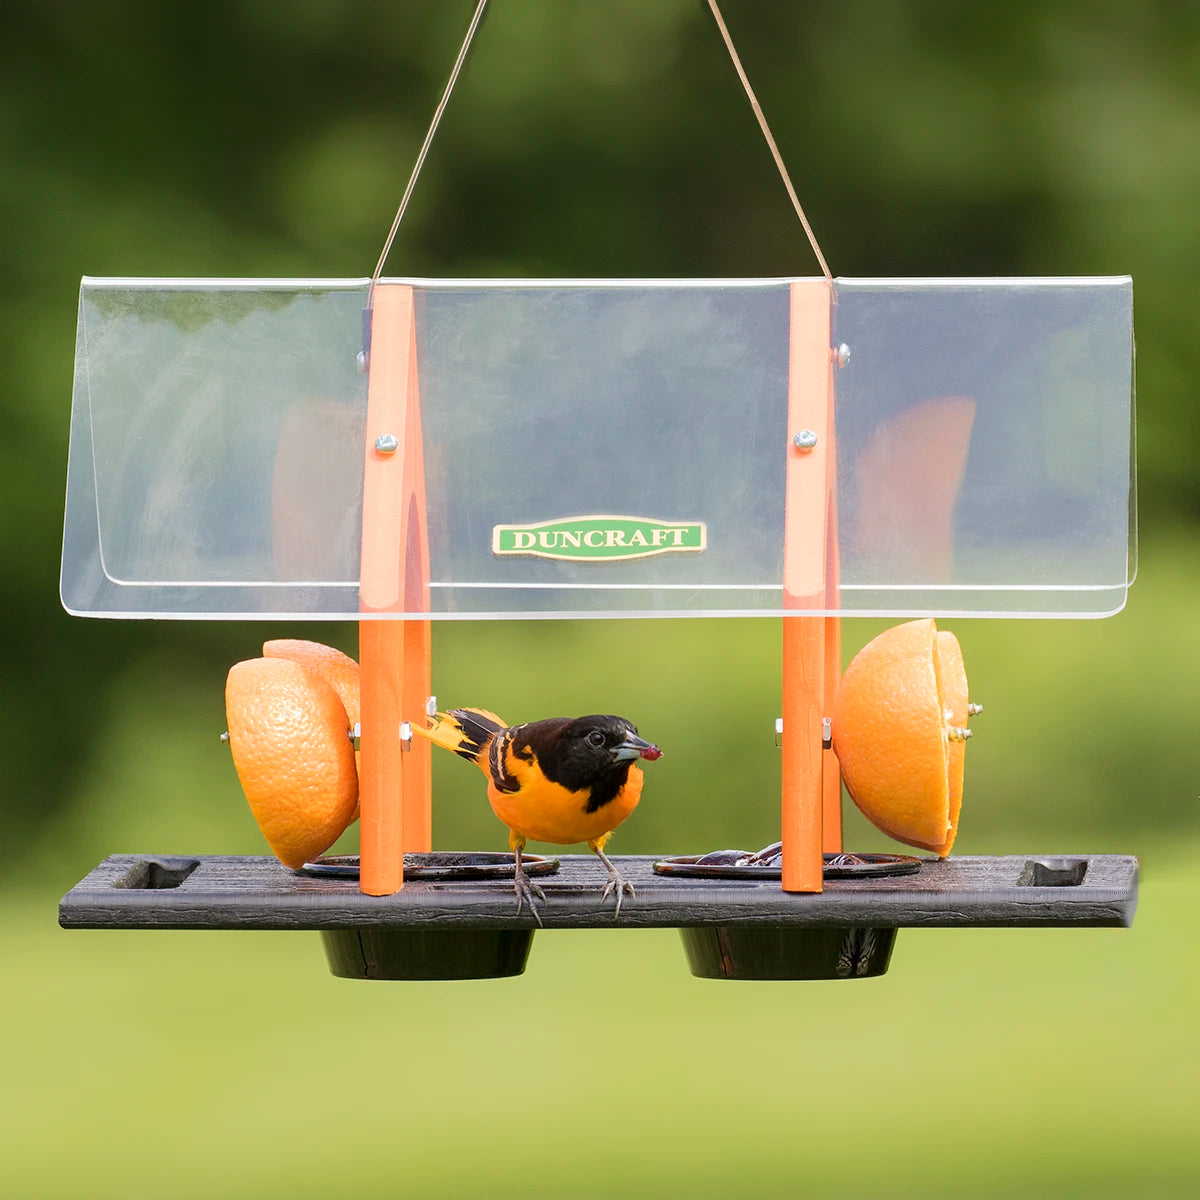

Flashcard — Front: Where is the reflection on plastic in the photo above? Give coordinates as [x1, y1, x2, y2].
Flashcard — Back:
[272, 399, 364, 582]
[851, 396, 976, 583]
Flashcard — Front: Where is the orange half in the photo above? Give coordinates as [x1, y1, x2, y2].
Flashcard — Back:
[226, 657, 359, 869]
[263, 638, 361, 821]
[935, 629, 968, 856]
[831, 618, 970, 857]
[262, 638, 360, 729]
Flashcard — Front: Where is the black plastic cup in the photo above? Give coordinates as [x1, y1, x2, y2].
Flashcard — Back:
[680, 925, 897, 980]
[321, 927, 534, 980]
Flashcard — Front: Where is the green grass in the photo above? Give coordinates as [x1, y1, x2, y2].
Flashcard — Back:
[3, 854, 1197, 1199]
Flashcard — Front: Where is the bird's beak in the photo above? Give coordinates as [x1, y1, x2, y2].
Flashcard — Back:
[612, 733, 662, 762]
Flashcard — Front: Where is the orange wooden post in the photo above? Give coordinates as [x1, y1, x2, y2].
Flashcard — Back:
[358, 284, 432, 894]
[401, 616, 432, 852]
[399, 369, 432, 854]
[358, 621, 405, 895]
[821, 628, 843, 851]
[822, 387, 843, 854]
[781, 280, 835, 892]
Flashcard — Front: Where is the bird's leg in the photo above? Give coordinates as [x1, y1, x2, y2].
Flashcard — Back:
[588, 839, 635, 919]
[511, 837, 545, 926]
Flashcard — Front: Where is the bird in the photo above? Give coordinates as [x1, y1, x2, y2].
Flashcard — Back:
[411, 707, 661, 923]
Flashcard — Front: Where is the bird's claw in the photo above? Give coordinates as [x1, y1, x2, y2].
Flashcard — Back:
[514, 873, 546, 926]
[600, 872, 636, 919]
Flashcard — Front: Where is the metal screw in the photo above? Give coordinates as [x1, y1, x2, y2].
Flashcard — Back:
[968, 702, 984, 716]
[374, 433, 399, 455]
[399, 721, 412, 749]
[822, 717, 832, 749]
[774, 718, 783, 748]
[219, 730, 230, 745]
[834, 343, 851, 368]
[947, 726, 973, 742]
[425, 696, 438, 718]
[356, 350, 369, 374]
[793, 430, 819, 451]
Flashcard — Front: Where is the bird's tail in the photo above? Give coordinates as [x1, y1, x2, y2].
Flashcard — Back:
[411, 706, 508, 766]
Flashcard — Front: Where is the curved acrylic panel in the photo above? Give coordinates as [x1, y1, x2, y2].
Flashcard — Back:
[62, 276, 1134, 619]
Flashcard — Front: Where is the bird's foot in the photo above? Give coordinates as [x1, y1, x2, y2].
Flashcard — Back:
[513, 869, 546, 927]
[589, 844, 635, 919]
[600, 867, 635, 919]
[512, 844, 546, 926]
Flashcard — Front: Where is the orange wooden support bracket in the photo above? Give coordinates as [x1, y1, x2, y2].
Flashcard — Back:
[781, 280, 837, 892]
[358, 284, 432, 896]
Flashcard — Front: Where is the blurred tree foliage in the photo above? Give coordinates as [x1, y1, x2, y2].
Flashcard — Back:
[1, 1, 1197, 865]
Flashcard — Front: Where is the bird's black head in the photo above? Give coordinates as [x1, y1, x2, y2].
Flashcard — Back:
[526, 714, 662, 812]
[561, 714, 662, 766]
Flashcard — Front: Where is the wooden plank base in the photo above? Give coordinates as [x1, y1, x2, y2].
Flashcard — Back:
[60, 853, 1138, 931]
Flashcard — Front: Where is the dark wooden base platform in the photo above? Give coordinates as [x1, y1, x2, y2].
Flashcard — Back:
[60, 852, 1138, 930]
[60, 853, 1138, 980]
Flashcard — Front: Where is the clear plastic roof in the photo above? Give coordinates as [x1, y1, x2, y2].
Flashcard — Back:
[62, 276, 1134, 620]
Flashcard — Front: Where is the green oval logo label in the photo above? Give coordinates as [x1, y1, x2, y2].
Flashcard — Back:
[492, 515, 707, 562]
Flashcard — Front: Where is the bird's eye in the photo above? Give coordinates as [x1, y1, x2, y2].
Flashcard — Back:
[586, 729, 606, 748]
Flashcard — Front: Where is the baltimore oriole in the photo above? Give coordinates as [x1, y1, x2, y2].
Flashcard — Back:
[412, 708, 661, 922]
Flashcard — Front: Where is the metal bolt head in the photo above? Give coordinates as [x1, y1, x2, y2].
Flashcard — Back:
[356, 350, 369, 375]
[834, 343, 851, 368]
[793, 429, 819, 451]
[374, 433, 399, 455]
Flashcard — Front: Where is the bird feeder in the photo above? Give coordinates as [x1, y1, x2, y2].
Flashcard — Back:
[58, 3, 1138, 980]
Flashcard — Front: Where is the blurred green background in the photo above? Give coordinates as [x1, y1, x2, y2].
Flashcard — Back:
[2, 1, 1197, 1196]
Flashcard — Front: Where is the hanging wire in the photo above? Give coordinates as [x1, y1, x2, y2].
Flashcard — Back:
[706, 0, 833, 282]
[367, 0, 833, 298]
[367, 0, 490, 310]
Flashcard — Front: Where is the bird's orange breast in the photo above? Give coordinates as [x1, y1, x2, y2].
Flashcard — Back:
[487, 756, 644, 847]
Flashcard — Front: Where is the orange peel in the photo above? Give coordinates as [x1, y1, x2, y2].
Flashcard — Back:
[830, 618, 972, 857]
[262, 638, 360, 729]
[225, 657, 359, 869]
[263, 638, 361, 821]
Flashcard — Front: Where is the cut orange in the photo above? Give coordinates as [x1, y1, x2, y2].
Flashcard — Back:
[830, 618, 971, 857]
[263, 638, 361, 821]
[262, 639, 360, 729]
[935, 629, 968, 856]
[225, 657, 359, 869]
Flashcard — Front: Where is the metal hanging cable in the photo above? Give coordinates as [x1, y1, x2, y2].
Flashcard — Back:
[368, 0, 489, 310]
[368, 0, 833, 294]
[706, 1, 833, 282]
